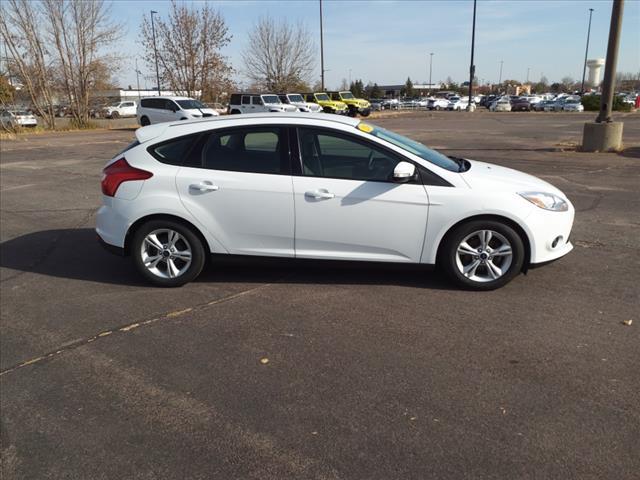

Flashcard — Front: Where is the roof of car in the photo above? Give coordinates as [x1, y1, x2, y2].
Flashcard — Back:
[169, 112, 360, 129]
[140, 96, 193, 101]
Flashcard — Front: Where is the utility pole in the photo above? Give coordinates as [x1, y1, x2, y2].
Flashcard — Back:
[581, 8, 595, 94]
[135, 58, 142, 102]
[526, 67, 530, 83]
[582, 0, 625, 151]
[319, 0, 325, 90]
[429, 52, 434, 93]
[150, 10, 161, 95]
[467, 0, 477, 110]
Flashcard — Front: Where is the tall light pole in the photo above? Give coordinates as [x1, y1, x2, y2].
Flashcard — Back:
[135, 58, 142, 102]
[467, 0, 477, 110]
[349, 69, 352, 85]
[581, 8, 595, 94]
[526, 67, 530, 83]
[597, 0, 624, 123]
[150, 10, 161, 95]
[498, 60, 504, 92]
[429, 52, 434, 93]
[319, 0, 325, 90]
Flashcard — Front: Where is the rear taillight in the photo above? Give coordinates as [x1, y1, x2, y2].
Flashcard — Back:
[101, 158, 152, 197]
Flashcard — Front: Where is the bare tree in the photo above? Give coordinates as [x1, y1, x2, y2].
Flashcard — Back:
[243, 16, 315, 92]
[42, 0, 120, 127]
[140, 1, 233, 101]
[0, 0, 57, 128]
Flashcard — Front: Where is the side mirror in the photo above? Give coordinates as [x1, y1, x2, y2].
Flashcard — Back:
[392, 161, 416, 183]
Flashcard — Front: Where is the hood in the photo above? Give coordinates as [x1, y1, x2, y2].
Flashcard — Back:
[460, 160, 565, 197]
[183, 107, 217, 116]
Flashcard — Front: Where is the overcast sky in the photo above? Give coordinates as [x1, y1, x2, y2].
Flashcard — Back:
[112, 0, 640, 90]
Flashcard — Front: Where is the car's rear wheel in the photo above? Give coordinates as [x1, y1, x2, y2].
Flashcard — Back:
[111, 111, 120, 119]
[132, 220, 206, 287]
[440, 220, 525, 290]
[140, 116, 150, 126]
[435, 106, 441, 111]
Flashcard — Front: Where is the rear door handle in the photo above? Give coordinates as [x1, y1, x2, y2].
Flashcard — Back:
[190, 182, 219, 192]
[305, 189, 335, 200]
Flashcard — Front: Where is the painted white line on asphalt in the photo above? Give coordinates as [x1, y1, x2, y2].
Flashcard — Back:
[0, 183, 37, 192]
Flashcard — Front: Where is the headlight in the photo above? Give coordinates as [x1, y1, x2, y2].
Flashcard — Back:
[518, 191, 568, 212]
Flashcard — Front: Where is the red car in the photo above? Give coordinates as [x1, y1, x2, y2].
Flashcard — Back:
[511, 98, 531, 112]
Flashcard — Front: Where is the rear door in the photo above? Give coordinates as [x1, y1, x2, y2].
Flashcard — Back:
[174, 126, 295, 256]
[292, 127, 429, 262]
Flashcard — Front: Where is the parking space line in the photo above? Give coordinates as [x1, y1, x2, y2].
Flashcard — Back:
[0, 281, 282, 377]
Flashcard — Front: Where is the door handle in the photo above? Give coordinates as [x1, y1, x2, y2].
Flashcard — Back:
[189, 182, 219, 192]
[305, 189, 335, 200]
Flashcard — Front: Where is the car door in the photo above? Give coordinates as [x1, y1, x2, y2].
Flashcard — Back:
[121, 102, 136, 116]
[292, 127, 429, 263]
[240, 95, 251, 113]
[174, 126, 295, 257]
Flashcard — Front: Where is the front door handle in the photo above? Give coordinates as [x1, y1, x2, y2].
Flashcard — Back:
[189, 182, 219, 192]
[305, 189, 335, 200]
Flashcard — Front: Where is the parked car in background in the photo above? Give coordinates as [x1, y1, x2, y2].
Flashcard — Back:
[369, 98, 385, 111]
[0, 109, 38, 128]
[278, 93, 322, 113]
[228, 93, 297, 115]
[561, 98, 584, 112]
[97, 113, 575, 291]
[510, 98, 531, 112]
[533, 100, 556, 111]
[103, 100, 137, 119]
[490, 98, 512, 112]
[447, 96, 470, 111]
[328, 91, 371, 117]
[480, 95, 497, 108]
[205, 103, 228, 115]
[137, 97, 218, 126]
[428, 98, 449, 110]
[303, 92, 349, 115]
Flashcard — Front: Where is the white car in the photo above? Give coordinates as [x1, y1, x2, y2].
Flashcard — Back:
[447, 97, 470, 111]
[104, 100, 137, 119]
[490, 99, 512, 112]
[137, 97, 218, 126]
[228, 93, 297, 114]
[278, 93, 322, 113]
[562, 99, 584, 112]
[0, 109, 38, 128]
[428, 98, 449, 110]
[96, 113, 574, 290]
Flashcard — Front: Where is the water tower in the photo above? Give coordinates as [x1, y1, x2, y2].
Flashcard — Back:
[586, 58, 605, 87]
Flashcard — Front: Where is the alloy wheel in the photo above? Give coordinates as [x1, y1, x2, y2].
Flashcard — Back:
[140, 228, 193, 279]
[455, 229, 513, 283]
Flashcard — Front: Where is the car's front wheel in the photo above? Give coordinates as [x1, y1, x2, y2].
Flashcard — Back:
[132, 220, 206, 287]
[440, 220, 525, 290]
[140, 116, 150, 126]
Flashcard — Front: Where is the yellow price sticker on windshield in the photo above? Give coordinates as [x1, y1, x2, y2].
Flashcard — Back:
[357, 122, 374, 133]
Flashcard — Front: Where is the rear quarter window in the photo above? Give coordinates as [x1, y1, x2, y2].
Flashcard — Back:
[148, 134, 201, 166]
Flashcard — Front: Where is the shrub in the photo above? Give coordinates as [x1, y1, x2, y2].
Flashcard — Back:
[581, 95, 632, 112]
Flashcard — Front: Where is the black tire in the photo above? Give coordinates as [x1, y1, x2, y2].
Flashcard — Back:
[111, 111, 120, 119]
[360, 109, 371, 117]
[140, 116, 150, 126]
[230, 109, 241, 114]
[131, 219, 206, 287]
[439, 219, 525, 291]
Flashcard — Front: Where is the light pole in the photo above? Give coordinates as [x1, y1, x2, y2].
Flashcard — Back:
[526, 67, 530, 83]
[349, 69, 352, 85]
[319, 0, 325, 90]
[135, 58, 142, 102]
[429, 52, 434, 93]
[581, 8, 595, 94]
[150, 10, 161, 95]
[467, 0, 477, 110]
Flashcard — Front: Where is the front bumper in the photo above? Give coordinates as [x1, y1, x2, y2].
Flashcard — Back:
[525, 202, 575, 264]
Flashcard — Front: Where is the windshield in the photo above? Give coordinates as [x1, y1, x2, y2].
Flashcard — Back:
[288, 94, 304, 103]
[365, 124, 460, 172]
[110, 102, 121, 107]
[315, 93, 329, 101]
[340, 92, 355, 99]
[177, 99, 206, 110]
[262, 95, 281, 104]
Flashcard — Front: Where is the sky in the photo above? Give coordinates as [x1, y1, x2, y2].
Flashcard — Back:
[111, 0, 640, 90]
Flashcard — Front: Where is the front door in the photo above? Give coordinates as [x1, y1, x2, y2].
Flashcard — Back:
[175, 126, 295, 256]
[292, 127, 429, 262]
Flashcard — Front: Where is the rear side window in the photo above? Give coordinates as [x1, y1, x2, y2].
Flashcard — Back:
[229, 94, 241, 104]
[148, 134, 200, 166]
[200, 127, 288, 175]
[241, 96, 251, 105]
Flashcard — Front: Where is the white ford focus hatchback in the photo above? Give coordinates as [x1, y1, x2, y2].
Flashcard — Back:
[97, 113, 574, 290]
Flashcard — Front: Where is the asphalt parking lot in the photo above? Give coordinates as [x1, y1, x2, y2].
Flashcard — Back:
[1, 111, 639, 479]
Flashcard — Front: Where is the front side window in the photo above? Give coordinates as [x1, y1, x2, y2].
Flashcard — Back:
[252, 96, 264, 105]
[298, 128, 401, 182]
[201, 127, 287, 175]
[261, 95, 280, 104]
[164, 100, 178, 111]
[241, 96, 251, 105]
[315, 93, 329, 101]
[340, 92, 355, 99]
